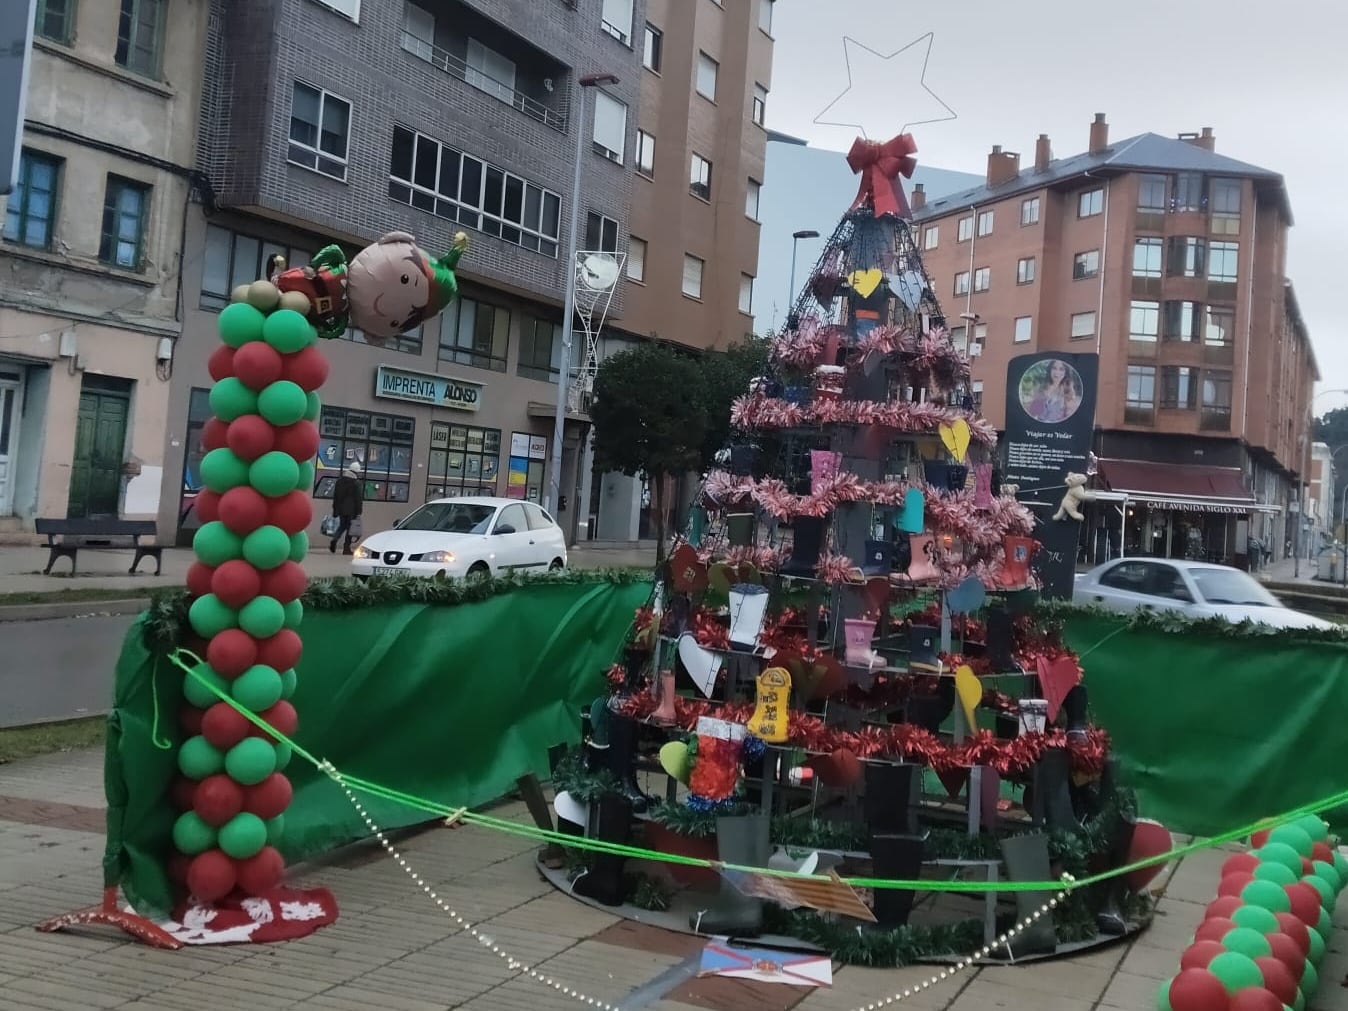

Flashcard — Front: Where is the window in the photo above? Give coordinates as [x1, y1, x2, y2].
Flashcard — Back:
[3, 150, 60, 250]
[98, 175, 149, 270]
[1168, 237, 1205, 277]
[1070, 311, 1096, 340]
[690, 153, 712, 200]
[973, 267, 990, 293]
[425, 422, 502, 499]
[343, 325, 424, 356]
[201, 226, 313, 310]
[1020, 197, 1040, 226]
[1016, 257, 1035, 285]
[922, 226, 938, 250]
[1210, 178, 1241, 231]
[1163, 300, 1200, 342]
[739, 274, 754, 314]
[745, 178, 761, 220]
[316, 406, 416, 504]
[465, 38, 516, 104]
[1129, 300, 1160, 342]
[288, 82, 350, 181]
[643, 23, 663, 71]
[592, 91, 627, 163]
[389, 126, 562, 256]
[1137, 174, 1167, 211]
[953, 271, 970, 296]
[1126, 366, 1156, 410]
[627, 236, 647, 282]
[635, 130, 655, 176]
[957, 216, 973, 242]
[601, 0, 634, 45]
[439, 297, 511, 373]
[976, 210, 994, 237]
[585, 212, 619, 254]
[1132, 237, 1163, 278]
[1162, 366, 1198, 409]
[696, 52, 718, 100]
[758, 0, 773, 33]
[1078, 188, 1103, 217]
[752, 84, 768, 127]
[1014, 316, 1032, 343]
[1208, 241, 1238, 282]
[1174, 173, 1205, 212]
[1201, 371, 1233, 429]
[1204, 305, 1235, 348]
[1072, 250, 1099, 280]
[35, 0, 74, 43]
[682, 254, 704, 298]
[313, 0, 360, 18]
[116, 0, 165, 78]
[403, 4, 434, 59]
[518, 314, 562, 382]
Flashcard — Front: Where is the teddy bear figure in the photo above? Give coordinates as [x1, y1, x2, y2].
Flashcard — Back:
[1053, 472, 1095, 522]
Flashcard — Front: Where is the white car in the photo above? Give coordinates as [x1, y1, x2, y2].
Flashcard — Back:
[350, 497, 568, 581]
[1073, 558, 1337, 631]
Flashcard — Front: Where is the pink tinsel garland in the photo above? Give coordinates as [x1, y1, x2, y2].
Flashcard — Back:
[731, 395, 998, 446]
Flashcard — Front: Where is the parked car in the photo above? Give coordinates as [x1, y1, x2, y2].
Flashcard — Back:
[1072, 558, 1337, 631]
[350, 497, 567, 581]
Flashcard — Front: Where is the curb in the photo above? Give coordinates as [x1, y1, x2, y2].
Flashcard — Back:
[0, 599, 149, 624]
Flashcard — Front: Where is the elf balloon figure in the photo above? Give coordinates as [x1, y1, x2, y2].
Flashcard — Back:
[268, 230, 468, 343]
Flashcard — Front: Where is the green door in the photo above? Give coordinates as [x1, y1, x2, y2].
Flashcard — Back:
[68, 389, 129, 519]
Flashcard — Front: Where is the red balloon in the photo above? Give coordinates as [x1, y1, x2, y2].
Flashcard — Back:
[1273, 912, 1311, 955]
[201, 417, 230, 452]
[201, 700, 252, 750]
[211, 558, 262, 610]
[233, 341, 284, 391]
[1194, 917, 1239, 944]
[1166, 969, 1230, 1011]
[193, 774, 245, 827]
[1250, 828, 1272, 848]
[235, 845, 285, 895]
[1179, 940, 1226, 971]
[1205, 895, 1245, 920]
[226, 414, 276, 463]
[1217, 873, 1254, 898]
[170, 775, 199, 811]
[167, 852, 192, 886]
[186, 561, 216, 600]
[187, 849, 237, 903]
[267, 490, 312, 536]
[1299, 857, 1314, 876]
[1284, 882, 1321, 926]
[254, 700, 298, 741]
[259, 561, 307, 604]
[281, 344, 329, 392]
[179, 706, 205, 737]
[1125, 818, 1174, 892]
[255, 629, 301, 672]
[193, 488, 221, 523]
[207, 344, 236, 382]
[243, 773, 293, 820]
[206, 628, 258, 680]
[1229, 988, 1285, 1011]
[272, 421, 319, 463]
[1254, 956, 1300, 1006]
[1311, 841, 1334, 865]
[218, 486, 269, 536]
[1263, 932, 1306, 981]
[1221, 853, 1260, 878]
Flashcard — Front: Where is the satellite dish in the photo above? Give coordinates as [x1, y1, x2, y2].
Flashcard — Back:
[579, 253, 620, 291]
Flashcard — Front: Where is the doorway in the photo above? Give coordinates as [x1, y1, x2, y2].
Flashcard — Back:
[69, 375, 131, 519]
[0, 369, 22, 516]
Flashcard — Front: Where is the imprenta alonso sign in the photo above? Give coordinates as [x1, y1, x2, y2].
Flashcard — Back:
[374, 364, 483, 412]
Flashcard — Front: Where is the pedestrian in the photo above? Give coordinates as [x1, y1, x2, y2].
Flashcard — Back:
[330, 462, 364, 555]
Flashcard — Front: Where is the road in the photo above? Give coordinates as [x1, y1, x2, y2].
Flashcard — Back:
[1, 609, 137, 727]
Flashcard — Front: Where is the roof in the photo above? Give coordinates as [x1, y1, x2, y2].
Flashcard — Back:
[1098, 458, 1259, 510]
[914, 132, 1293, 225]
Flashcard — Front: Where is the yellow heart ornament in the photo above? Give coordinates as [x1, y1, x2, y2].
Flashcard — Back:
[938, 418, 971, 463]
[659, 741, 692, 784]
[847, 268, 884, 299]
[954, 664, 983, 734]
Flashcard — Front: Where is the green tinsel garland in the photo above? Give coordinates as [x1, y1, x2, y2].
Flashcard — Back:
[1032, 598, 1348, 643]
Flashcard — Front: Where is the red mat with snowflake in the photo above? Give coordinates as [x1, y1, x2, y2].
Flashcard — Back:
[158, 886, 338, 944]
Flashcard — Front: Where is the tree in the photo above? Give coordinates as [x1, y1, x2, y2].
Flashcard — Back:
[1314, 409, 1348, 524]
[695, 335, 772, 470]
[591, 343, 708, 560]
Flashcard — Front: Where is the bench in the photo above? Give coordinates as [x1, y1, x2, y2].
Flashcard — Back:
[34, 519, 163, 576]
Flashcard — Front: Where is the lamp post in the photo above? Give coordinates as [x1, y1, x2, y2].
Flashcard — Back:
[548, 71, 619, 526]
[788, 229, 819, 317]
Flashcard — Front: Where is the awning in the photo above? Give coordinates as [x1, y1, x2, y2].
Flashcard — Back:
[526, 400, 589, 423]
[1097, 458, 1279, 515]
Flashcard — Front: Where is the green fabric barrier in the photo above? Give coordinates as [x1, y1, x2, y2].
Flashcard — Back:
[103, 579, 650, 918]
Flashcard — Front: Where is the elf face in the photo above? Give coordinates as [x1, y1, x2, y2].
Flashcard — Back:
[347, 232, 434, 338]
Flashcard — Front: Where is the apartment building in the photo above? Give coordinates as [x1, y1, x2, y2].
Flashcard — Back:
[0, 0, 208, 531]
[912, 114, 1318, 567]
[1308, 441, 1334, 548]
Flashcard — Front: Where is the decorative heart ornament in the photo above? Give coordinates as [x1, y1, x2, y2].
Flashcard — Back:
[659, 741, 693, 784]
[553, 790, 588, 828]
[954, 664, 983, 733]
[847, 268, 884, 298]
[937, 418, 971, 463]
[946, 575, 986, 616]
[678, 632, 722, 698]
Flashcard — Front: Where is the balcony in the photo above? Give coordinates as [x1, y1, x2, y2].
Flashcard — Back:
[402, 2, 568, 132]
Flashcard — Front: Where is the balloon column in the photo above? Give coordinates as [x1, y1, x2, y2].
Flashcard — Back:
[1157, 814, 1347, 1011]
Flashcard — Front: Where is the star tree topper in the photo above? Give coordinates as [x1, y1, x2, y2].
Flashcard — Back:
[813, 32, 958, 139]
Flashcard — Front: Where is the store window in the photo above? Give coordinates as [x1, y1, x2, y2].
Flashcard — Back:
[315, 406, 416, 503]
[426, 422, 502, 499]
[506, 431, 548, 502]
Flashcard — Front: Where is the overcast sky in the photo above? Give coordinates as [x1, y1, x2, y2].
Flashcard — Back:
[767, 0, 1347, 413]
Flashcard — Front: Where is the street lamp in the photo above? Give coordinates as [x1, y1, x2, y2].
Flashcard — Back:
[788, 230, 820, 316]
[548, 71, 620, 525]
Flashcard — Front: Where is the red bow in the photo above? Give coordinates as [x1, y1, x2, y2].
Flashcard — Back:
[847, 134, 918, 218]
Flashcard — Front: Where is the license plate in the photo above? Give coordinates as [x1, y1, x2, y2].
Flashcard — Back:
[373, 566, 402, 576]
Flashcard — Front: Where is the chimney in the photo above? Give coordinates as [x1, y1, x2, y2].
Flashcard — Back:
[985, 144, 1020, 187]
[1034, 133, 1051, 173]
[1089, 113, 1108, 155]
[910, 182, 926, 212]
[1179, 127, 1216, 152]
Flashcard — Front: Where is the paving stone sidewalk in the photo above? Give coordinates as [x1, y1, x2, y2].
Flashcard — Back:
[3, 748, 1348, 1010]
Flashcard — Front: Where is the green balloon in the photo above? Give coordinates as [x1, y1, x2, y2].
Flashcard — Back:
[172, 811, 218, 855]
[178, 735, 225, 779]
[238, 595, 285, 638]
[1221, 926, 1271, 960]
[183, 662, 230, 710]
[209, 377, 259, 422]
[1311, 859, 1342, 891]
[273, 741, 293, 772]
[265, 814, 286, 846]
[232, 664, 283, 713]
[282, 598, 304, 630]
[296, 460, 316, 491]
[1293, 814, 1330, 842]
[1293, 991, 1305, 1011]
[1269, 825, 1315, 858]
[1241, 879, 1292, 913]
[193, 520, 244, 567]
[219, 302, 267, 348]
[1230, 905, 1281, 934]
[200, 447, 250, 493]
[249, 450, 300, 498]
[1155, 978, 1173, 1011]
[188, 593, 238, 639]
[304, 390, 321, 421]
[279, 668, 297, 701]
[1208, 950, 1264, 993]
[1301, 958, 1319, 993]
[287, 530, 309, 563]
[1254, 862, 1298, 887]
[243, 524, 292, 569]
[262, 308, 315, 354]
[1303, 874, 1335, 908]
[224, 737, 278, 786]
[257, 380, 308, 426]
[1258, 842, 1304, 877]
[1308, 924, 1325, 963]
[1334, 850, 1348, 881]
[1315, 905, 1332, 939]
[218, 811, 268, 859]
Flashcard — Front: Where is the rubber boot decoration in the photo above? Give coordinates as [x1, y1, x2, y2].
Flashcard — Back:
[727, 584, 769, 649]
[907, 676, 955, 734]
[997, 833, 1059, 957]
[843, 617, 880, 667]
[1062, 683, 1089, 741]
[999, 535, 1035, 589]
[650, 669, 678, 725]
[985, 606, 1015, 672]
[870, 833, 927, 927]
[946, 464, 968, 493]
[782, 516, 825, 577]
[863, 762, 921, 835]
[810, 449, 841, 494]
[906, 534, 939, 581]
[606, 714, 653, 813]
[572, 794, 632, 907]
[923, 460, 951, 493]
[1029, 747, 1079, 831]
[745, 667, 791, 743]
[727, 512, 756, 547]
[908, 624, 940, 672]
[973, 463, 995, 509]
[859, 540, 892, 577]
[729, 444, 756, 476]
[689, 814, 771, 936]
[896, 487, 924, 534]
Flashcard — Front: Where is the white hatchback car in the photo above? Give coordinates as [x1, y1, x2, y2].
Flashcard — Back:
[350, 497, 568, 581]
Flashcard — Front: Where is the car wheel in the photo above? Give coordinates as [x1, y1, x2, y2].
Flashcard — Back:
[467, 562, 491, 582]
[549, 558, 565, 571]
